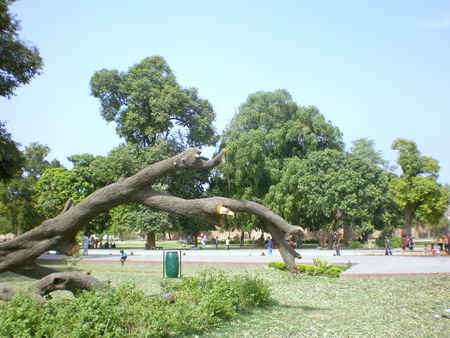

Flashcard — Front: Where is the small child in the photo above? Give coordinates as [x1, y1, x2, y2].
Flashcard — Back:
[423, 244, 430, 254]
[120, 250, 127, 266]
[430, 244, 439, 255]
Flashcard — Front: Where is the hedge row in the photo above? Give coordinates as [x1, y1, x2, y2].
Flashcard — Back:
[268, 262, 346, 278]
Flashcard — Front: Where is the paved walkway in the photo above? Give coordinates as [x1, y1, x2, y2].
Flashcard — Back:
[38, 247, 450, 280]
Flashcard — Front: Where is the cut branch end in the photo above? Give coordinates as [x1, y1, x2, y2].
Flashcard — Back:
[215, 204, 235, 218]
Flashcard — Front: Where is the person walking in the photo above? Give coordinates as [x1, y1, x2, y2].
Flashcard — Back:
[267, 236, 273, 256]
[82, 233, 89, 256]
[259, 235, 265, 248]
[333, 233, 341, 256]
[446, 233, 450, 254]
[215, 236, 219, 249]
[408, 235, 415, 251]
[120, 250, 127, 266]
[385, 236, 393, 256]
[225, 237, 230, 250]
[438, 236, 444, 251]
[322, 232, 327, 248]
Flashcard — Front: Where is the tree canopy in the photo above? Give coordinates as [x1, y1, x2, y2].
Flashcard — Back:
[265, 149, 397, 244]
[212, 89, 343, 232]
[0, 121, 24, 182]
[389, 138, 449, 234]
[0, 0, 43, 98]
[349, 138, 392, 171]
[90, 56, 217, 149]
[0, 142, 57, 235]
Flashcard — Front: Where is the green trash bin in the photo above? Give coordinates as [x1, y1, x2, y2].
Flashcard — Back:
[165, 252, 179, 278]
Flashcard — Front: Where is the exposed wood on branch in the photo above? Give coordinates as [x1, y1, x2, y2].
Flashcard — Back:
[215, 204, 235, 217]
[62, 199, 75, 212]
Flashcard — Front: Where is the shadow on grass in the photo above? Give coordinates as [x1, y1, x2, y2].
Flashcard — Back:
[277, 304, 325, 312]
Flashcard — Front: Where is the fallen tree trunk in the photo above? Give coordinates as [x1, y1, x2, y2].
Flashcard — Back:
[32, 272, 111, 297]
[1, 272, 110, 302]
[0, 148, 303, 282]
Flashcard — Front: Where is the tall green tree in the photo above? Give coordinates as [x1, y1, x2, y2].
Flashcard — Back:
[350, 138, 393, 171]
[34, 145, 143, 235]
[0, 121, 24, 182]
[24, 142, 60, 179]
[389, 139, 449, 234]
[213, 89, 343, 234]
[89, 144, 142, 186]
[0, 0, 43, 98]
[138, 141, 214, 246]
[0, 142, 57, 234]
[34, 167, 77, 219]
[265, 150, 397, 246]
[90, 55, 217, 149]
[90, 56, 218, 241]
[110, 203, 180, 249]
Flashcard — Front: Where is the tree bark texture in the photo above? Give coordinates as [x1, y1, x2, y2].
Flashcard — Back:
[145, 233, 156, 249]
[0, 148, 303, 280]
[343, 222, 350, 247]
[405, 205, 414, 236]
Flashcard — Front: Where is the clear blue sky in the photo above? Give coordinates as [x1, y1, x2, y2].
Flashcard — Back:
[2, 0, 449, 185]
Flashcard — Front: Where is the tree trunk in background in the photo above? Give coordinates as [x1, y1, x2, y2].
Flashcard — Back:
[240, 231, 244, 247]
[343, 222, 350, 246]
[328, 218, 337, 249]
[193, 232, 199, 247]
[405, 205, 414, 235]
[145, 233, 156, 249]
[16, 221, 22, 236]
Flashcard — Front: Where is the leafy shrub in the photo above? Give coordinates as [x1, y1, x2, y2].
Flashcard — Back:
[0, 271, 271, 337]
[297, 264, 323, 276]
[363, 241, 379, 249]
[164, 269, 271, 317]
[349, 241, 363, 249]
[313, 257, 331, 270]
[390, 237, 402, 248]
[306, 266, 323, 275]
[270, 262, 322, 275]
[324, 267, 346, 278]
[268, 262, 346, 277]
[296, 264, 308, 273]
[268, 261, 287, 270]
[375, 235, 386, 248]
[302, 239, 319, 244]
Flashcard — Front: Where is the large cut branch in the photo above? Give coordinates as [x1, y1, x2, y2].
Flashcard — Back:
[1, 272, 110, 302]
[32, 272, 111, 297]
[0, 148, 303, 278]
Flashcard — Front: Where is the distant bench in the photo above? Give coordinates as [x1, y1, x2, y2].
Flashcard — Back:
[151, 246, 163, 250]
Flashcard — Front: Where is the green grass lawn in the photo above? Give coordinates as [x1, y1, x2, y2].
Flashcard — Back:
[1, 261, 448, 337]
[210, 272, 449, 337]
